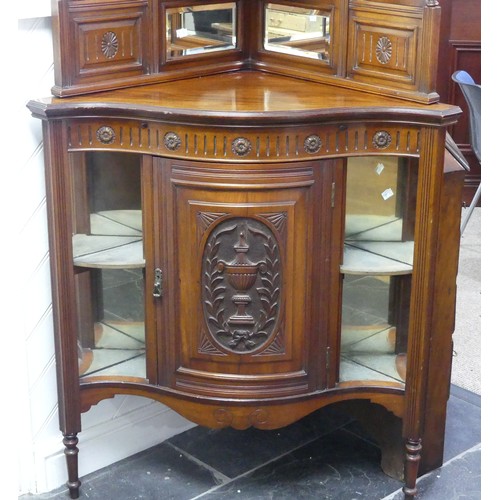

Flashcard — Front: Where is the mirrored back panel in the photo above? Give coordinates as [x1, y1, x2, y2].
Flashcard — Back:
[52, 0, 440, 103]
[264, 3, 331, 61]
[166, 2, 237, 58]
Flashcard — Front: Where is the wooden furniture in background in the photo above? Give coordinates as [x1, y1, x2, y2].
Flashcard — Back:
[28, 1, 467, 498]
[437, 0, 481, 206]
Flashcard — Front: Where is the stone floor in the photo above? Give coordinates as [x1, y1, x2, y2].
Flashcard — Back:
[20, 384, 480, 500]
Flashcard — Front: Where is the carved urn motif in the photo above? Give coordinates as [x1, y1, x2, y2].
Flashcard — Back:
[202, 218, 282, 353]
[218, 230, 262, 328]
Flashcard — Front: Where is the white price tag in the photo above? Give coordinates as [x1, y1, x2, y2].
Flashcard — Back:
[375, 162, 385, 175]
[176, 28, 189, 38]
[381, 188, 394, 200]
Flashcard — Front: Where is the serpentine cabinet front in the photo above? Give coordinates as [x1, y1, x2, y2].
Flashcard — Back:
[156, 159, 341, 399]
[32, 76, 463, 499]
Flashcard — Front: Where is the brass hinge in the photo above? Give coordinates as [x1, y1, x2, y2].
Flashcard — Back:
[326, 346, 331, 370]
[331, 182, 336, 208]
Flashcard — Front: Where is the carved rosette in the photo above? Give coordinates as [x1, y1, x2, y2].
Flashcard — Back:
[231, 137, 252, 157]
[375, 36, 392, 65]
[164, 132, 182, 151]
[372, 130, 392, 149]
[96, 126, 115, 144]
[202, 218, 282, 353]
[101, 31, 119, 59]
[304, 134, 322, 154]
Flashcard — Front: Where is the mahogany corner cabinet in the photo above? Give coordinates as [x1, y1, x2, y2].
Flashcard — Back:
[28, 1, 466, 498]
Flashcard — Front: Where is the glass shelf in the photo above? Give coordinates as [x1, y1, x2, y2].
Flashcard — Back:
[79, 320, 146, 380]
[73, 210, 144, 269]
[341, 241, 413, 276]
[339, 324, 406, 384]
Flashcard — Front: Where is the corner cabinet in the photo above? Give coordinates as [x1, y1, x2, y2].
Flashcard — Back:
[28, 2, 465, 498]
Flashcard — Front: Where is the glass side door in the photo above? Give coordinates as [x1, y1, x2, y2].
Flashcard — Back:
[339, 156, 417, 388]
[70, 152, 151, 383]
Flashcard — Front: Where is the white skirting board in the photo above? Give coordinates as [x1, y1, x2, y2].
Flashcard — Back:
[32, 399, 195, 494]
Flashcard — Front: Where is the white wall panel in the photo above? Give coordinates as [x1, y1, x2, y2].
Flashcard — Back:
[19, 144, 46, 225]
[25, 308, 55, 390]
[17, 1, 52, 20]
[17, 10, 195, 496]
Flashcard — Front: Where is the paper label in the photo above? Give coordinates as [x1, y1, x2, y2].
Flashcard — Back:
[381, 188, 394, 200]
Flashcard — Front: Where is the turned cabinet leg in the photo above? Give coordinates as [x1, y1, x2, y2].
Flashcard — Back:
[403, 437, 422, 499]
[63, 433, 81, 499]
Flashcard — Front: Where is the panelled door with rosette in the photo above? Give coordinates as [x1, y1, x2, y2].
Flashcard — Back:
[155, 158, 340, 399]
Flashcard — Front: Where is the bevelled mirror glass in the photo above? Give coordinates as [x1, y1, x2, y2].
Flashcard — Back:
[264, 3, 331, 61]
[166, 2, 237, 58]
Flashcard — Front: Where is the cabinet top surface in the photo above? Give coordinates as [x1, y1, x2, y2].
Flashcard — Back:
[29, 71, 460, 125]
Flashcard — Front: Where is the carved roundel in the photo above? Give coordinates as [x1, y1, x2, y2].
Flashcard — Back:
[231, 137, 252, 157]
[375, 36, 392, 65]
[96, 126, 115, 144]
[164, 132, 182, 151]
[214, 408, 233, 425]
[372, 130, 392, 149]
[101, 31, 119, 59]
[202, 218, 282, 354]
[304, 134, 322, 154]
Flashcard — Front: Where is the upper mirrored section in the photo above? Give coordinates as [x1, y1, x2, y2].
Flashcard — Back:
[166, 2, 237, 58]
[264, 3, 330, 61]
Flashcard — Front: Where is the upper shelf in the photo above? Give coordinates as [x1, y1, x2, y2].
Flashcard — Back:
[342, 217, 413, 275]
[341, 241, 414, 275]
[73, 210, 144, 269]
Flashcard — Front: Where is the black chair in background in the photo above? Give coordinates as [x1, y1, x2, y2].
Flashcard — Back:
[451, 70, 481, 234]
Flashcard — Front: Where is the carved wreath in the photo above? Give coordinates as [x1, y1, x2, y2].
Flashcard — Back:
[203, 224, 280, 352]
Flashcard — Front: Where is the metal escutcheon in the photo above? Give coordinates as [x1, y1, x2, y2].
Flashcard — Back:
[153, 268, 163, 298]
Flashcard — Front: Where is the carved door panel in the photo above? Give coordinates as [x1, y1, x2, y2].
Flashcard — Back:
[155, 158, 340, 399]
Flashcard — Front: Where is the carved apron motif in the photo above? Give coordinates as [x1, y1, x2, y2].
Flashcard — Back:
[201, 217, 282, 354]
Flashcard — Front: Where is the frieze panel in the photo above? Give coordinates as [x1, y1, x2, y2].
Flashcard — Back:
[66, 121, 423, 159]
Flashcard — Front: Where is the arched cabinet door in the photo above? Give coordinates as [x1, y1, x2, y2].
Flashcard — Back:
[153, 158, 344, 400]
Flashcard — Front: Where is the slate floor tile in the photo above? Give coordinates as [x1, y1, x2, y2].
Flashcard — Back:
[19, 386, 481, 500]
[168, 405, 353, 478]
[385, 444, 481, 500]
[196, 427, 402, 500]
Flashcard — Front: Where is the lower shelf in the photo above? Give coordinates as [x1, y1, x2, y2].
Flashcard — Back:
[340, 324, 406, 384]
[79, 321, 146, 380]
